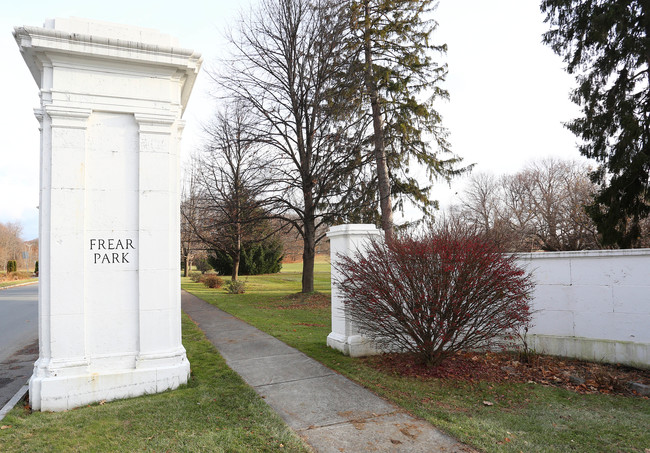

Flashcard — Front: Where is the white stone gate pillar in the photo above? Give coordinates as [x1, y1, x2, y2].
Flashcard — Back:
[14, 18, 201, 411]
[327, 224, 382, 357]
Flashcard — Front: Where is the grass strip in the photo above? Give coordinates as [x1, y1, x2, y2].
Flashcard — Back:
[183, 267, 650, 453]
[0, 278, 38, 289]
[0, 314, 309, 453]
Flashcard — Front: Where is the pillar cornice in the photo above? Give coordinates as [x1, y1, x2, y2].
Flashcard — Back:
[14, 23, 201, 114]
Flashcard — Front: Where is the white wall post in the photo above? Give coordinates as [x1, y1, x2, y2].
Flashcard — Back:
[327, 224, 382, 357]
[14, 18, 202, 411]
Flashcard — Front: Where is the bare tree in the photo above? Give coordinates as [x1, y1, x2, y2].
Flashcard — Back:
[460, 173, 502, 234]
[521, 159, 599, 251]
[500, 172, 537, 251]
[0, 221, 23, 271]
[180, 157, 202, 277]
[186, 103, 278, 281]
[218, 0, 367, 292]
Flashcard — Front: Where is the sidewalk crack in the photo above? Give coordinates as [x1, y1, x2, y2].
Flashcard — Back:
[253, 372, 337, 388]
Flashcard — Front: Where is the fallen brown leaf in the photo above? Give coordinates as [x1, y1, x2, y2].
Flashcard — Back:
[364, 350, 650, 397]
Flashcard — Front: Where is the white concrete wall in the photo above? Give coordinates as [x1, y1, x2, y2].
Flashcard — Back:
[517, 249, 650, 368]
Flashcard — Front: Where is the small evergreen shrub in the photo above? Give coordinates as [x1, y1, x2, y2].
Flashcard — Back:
[202, 274, 224, 289]
[209, 240, 283, 276]
[195, 258, 212, 274]
[335, 227, 533, 366]
[208, 252, 234, 276]
[225, 279, 246, 294]
[189, 271, 202, 283]
[241, 241, 283, 274]
[34, 261, 39, 274]
[6, 260, 17, 273]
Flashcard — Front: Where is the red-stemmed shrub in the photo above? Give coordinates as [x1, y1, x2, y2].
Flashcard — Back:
[335, 227, 533, 366]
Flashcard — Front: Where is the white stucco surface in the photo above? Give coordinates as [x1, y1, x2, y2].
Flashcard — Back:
[14, 17, 201, 411]
[518, 249, 650, 368]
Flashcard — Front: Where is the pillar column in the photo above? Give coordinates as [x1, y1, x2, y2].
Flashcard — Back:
[327, 224, 382, 357]
[134, 114, 185, 369]
[33, 106, 92, 389]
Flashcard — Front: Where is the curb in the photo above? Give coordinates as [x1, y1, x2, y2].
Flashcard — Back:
[0, 281, 38, 291]
[0, 383, 29, 422]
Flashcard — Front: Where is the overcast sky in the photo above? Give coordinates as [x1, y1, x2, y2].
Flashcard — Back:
[0, 0, 583, 240]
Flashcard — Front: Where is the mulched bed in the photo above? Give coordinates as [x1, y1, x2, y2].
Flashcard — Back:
[365, 351, 650, 397]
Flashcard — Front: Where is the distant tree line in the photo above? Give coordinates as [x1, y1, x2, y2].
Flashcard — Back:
[0, 221, 38, 272]
[445, 158, 650, 252]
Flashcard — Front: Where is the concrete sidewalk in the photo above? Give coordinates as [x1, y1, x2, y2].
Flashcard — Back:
[181, 291, 474, 453]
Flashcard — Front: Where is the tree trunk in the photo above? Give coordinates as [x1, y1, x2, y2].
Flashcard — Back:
[302, 230, 316, 294]
[183, 254, 189, 277]
[302, 200, 316, 293]
[232, 253, 240, 281]
[363, 0, 393, 241]
[232, 227, 241, 281]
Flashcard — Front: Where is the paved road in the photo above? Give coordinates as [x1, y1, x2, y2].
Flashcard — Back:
[0, 284, 38, 411]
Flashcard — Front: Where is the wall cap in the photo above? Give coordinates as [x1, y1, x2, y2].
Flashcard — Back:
[327, 224, 382, 239]
[516, 248, 650, 260]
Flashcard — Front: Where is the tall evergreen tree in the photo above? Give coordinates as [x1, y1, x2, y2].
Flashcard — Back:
[542, 0, 650, 247]
[347, 0, 467, 238]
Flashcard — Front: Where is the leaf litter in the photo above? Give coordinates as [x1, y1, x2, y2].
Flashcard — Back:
[364, 351, 650, 397]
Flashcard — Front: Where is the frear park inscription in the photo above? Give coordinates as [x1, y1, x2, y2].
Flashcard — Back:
[15, 17, 201, 411]
[90, 238, 135, 264]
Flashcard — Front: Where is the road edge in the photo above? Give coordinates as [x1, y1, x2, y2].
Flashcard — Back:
[0, 281, 38, 291]
[0, 383, 28, 422]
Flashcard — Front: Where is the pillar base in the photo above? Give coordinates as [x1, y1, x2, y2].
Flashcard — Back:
[29, 349, 189, 411]
[327, 332, 380, 357]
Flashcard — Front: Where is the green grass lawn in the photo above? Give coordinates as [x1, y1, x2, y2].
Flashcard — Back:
[0, 315, 309, 453]
[280, 255, 330, 275]
[183, 265, 650, 453]
[0, 277, 38, 288]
